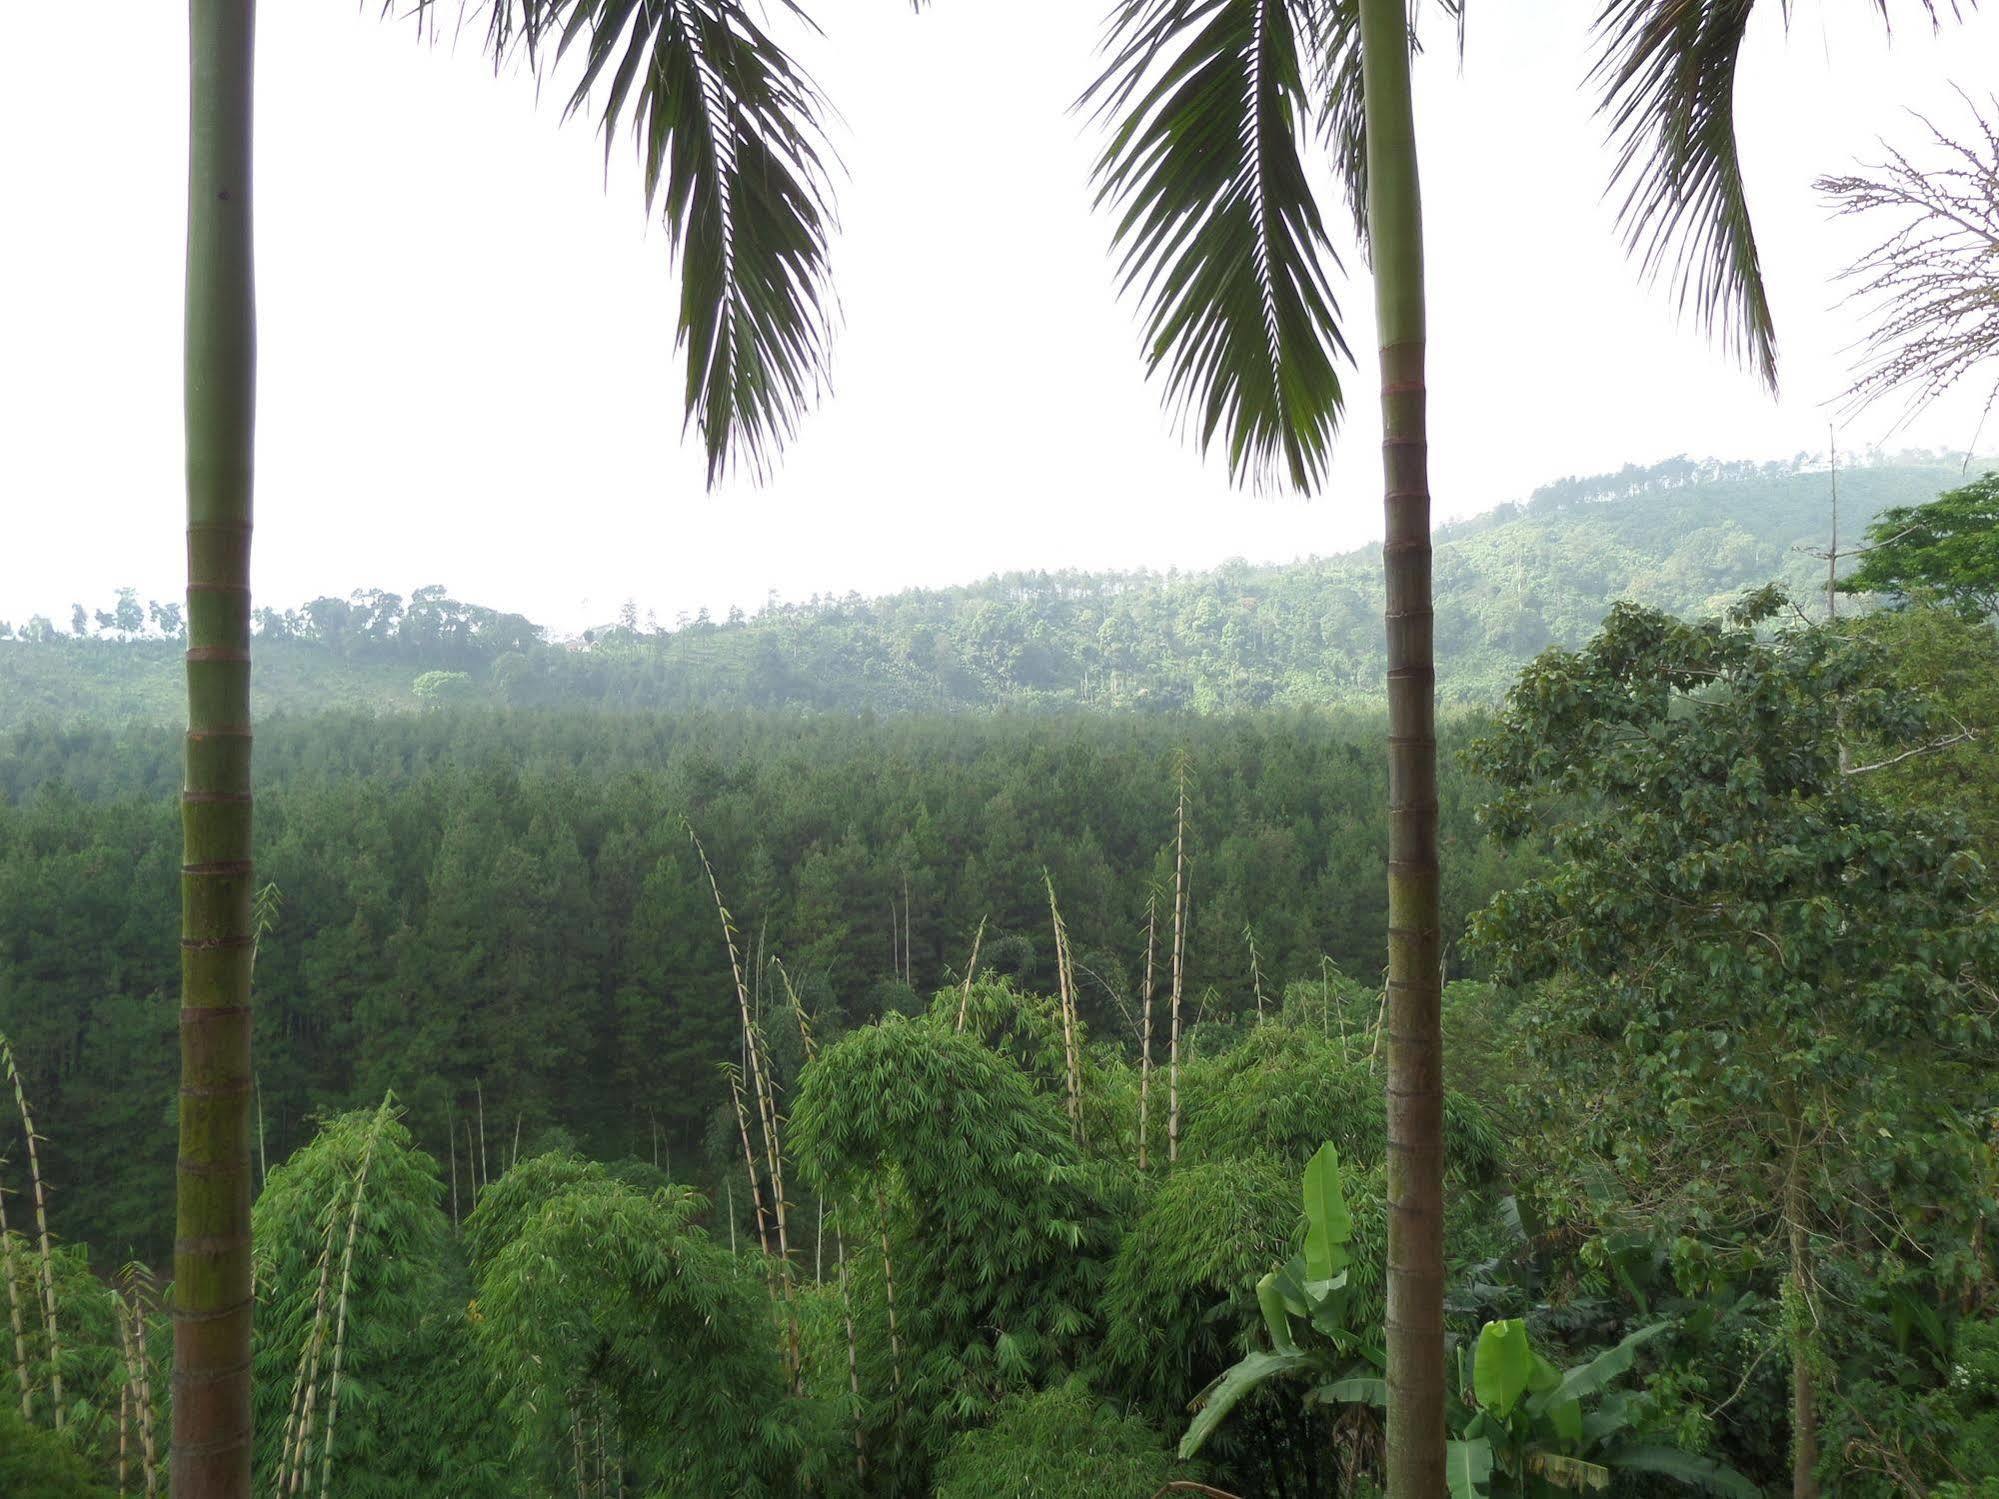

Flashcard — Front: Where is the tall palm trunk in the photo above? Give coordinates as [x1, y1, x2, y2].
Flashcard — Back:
[1358, 2, 1444, 1492]
[175, 3, 258, 1494]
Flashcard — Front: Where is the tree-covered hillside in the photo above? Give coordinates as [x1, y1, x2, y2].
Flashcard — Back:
[1, 455, 1975, 725]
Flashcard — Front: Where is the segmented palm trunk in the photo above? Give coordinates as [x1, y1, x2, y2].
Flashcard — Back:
[1358, 1, 1443, 1492]
[177, 3, 257, 1493]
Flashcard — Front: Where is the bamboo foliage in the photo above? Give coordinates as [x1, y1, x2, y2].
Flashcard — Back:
[1, 1036, 59, 1429]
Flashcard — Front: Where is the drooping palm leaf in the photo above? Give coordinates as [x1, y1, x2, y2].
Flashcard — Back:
[400, 0, 839, 486]
[1085, 0, 1351, 493]
[1591, 0, 1776, 388]
[1591, 0, 1974, 393]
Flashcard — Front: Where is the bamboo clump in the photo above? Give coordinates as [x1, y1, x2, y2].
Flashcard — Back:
[2, 1037, 60, 1428]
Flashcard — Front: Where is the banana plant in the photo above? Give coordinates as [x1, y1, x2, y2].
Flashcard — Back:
[1334, 1317, 1762, 1498]
[1178, 1142, 1383, 1459]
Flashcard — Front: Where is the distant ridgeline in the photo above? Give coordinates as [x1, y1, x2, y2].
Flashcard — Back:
[0, 454, 1972, 726]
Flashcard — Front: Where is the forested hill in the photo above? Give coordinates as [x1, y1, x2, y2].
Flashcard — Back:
[3, 453, 1974, 725]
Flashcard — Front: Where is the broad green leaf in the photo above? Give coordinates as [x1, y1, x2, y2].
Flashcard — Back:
[1474, 1318, 1533, 1417]
[1445, 1437, 1495, 1499]
[1548, 1395, 1583, 1443]
[1178, 1349, 1310, 1459]
[1600, 1443, 1764, 1498]
[1302, 1141, 1353, 1283]
[1313, 1375, 1387, 1407]
[1528, 1322, 1671, 1414]
[1257, 1271, 1297, 1353]
[1528, 1451, 1612, 1491]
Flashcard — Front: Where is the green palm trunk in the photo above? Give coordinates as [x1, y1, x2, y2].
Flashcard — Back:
[175, 2, 258, 1494]
[1357, 1, 1445, 1491]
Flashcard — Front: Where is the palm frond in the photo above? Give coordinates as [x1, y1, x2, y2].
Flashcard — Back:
[1590, 0, 1777, 389]
[1085, 0, 1351, 494]
[396, 0, 839, 486]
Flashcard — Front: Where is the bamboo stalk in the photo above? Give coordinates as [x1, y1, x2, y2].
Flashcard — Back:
[2, 1039, 60, 1428]
[0, 1176, 29, 1419]
[688, 829, 786, 1272]
[874, 1182, 902, 1399]
[1045, 876, 1082, 1139]
[511, 1113, 522, 1173]
[476, 1080, 489, 1197]
[447, 1107, 459, 1231]
[902, 870, 913, 987]
[256, 1075, 268, 1194]
[118, 1328, 131, 1498]
[954, 915, 987, 1033]
[124, 1275, 159, 1499]
[1138, 894, 1157, 1170]
[1245, 923, 1265, 1021]
[724, 1067, 773, 1257]
[317, 1099, 392, 1499]
[277, 1135, 354, 1496]
[175, 5, 258, 1488]
[1168, 770, 1189, 1165]
[835, 1213, 864, 1479]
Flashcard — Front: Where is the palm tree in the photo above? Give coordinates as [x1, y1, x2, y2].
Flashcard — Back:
[174, 3, 837, 1493]
[1082, 2, 1977, 1495]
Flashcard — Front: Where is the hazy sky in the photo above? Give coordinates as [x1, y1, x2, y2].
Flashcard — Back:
[2, 2, 1993, 633]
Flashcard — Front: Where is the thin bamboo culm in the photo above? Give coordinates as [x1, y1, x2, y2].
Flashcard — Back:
[1, 1174, 29, 1419]
[117, 1280, 161, 1499]
[316, 1099, 393, 1498]
[1044, 876, 1083, 1142]
[447, 1108, 459, 1231]
[1137, 894, 1157, 1170]
[476, 1080, 489, 1197]
[1168, 770, 1189, 1164]
[276, 1192, 341, 1495]
[835, 1213, 864, 1478]
[725, 1067, 773, 1257]
[2, 1039, 60, 1428]
[954, 915, 987, 1033]
[874, 1182, 903, 1399]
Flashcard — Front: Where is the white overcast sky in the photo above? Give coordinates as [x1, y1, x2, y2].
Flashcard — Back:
[1, 2, 1993, 633]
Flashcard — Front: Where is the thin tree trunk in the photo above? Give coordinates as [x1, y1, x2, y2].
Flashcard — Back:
[955, 915, 986, 1033]
[1138, 894, 1156, 1170]
[1359, 2, 1445, 1491]
[1168, 773, 1188, 1165]
[0, 1168, 31, 1419]
[6, 1044, 63, 1422]
[175, 5, 258, 1490]
[1786, 1158, 1822, 1499]
[1046, 876, 1082, 1140]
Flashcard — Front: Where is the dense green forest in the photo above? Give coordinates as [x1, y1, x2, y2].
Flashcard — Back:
[0, 455, 1972, 725]
[2, 471, 1996, 1497]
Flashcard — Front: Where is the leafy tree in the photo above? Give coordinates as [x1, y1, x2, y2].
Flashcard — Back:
[0, 1400, 109, 1499]
[249, 1105, 504, 1498]
[1839, 472, 1999, 618]
[1467, 591, 1999, 1497]
[932, 1377, 1185, 1499]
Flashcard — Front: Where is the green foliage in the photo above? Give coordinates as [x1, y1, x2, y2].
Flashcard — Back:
[932, 1377, 1185, 1499]
[0, 1401, 109, 1498]
[250, 1106, 505, 1498]
[1840, 472, 1999, 618]
[790, 1016, 1118, 1472]
[468, 1160, 799, 1497]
